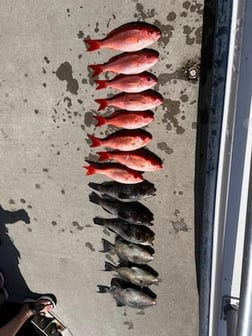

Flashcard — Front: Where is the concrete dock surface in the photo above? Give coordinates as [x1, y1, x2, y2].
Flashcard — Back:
[0, 1, 202, 335]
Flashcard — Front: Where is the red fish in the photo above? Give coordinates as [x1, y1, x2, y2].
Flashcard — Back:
[96, 149, 163, 171]
[95, 72, 157, 92]
[87, 129, 152, 151]
[95, 90, 163, 111]
[84, 161, 143, 184]
[85, 22, 161, 52]
[88, 49, 159, 77]
[94, 110, 154, 129]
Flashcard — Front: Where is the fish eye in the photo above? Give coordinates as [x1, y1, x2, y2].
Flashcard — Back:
[147, 77, 151, 81]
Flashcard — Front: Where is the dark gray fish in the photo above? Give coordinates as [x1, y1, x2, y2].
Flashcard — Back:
[94, 217, 154, 246]
[104, 261, 159, 287]
[89, 191, 154, 225]
[100, 238, 154, 264]
[88, 179, 156, 202]
[97, 278, 157, 309]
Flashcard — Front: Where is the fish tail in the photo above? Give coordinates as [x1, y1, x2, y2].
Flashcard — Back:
[93, 115, 107, 127]
[89, 192, 102, 205]
[83, 165, 96, 176]
[104, 261, 116, 272]
[93, 216, 106, 226]
[97, 285, 110, 294]
[87, 133, 101, 147]
[97, 151, 110, 161]
[85, 39, 101, 52]
[95, 98, 109, 111]
[100, 238, 114, 253]
[95, 80, 108, 90]
[88, 182, 100, 192]
[88, 64, 103, 77]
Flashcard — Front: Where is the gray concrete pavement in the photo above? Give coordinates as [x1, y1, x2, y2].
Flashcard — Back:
[0, 1, 202, 335]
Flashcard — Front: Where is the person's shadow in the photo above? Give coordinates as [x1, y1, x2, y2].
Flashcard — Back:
[0, 205, 38, 301]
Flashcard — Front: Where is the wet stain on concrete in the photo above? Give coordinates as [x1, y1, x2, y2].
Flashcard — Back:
[44, 56, 50, 64]
[63, 97, 72, 108]
[180, 94, 189, 102]
[27, 227, 32, 232]
[157, 142, 173, 155]
[134, 2, 157, 20]
[123, 321, 134, 330]
[136, 310, 145, 315]
[170, 210, 190, 233]
[34, 109, 39, 114]
[162, 99, 185, 134]
[183, 25, 195, 45]
[55, 62, 79, 95]
[157, 70, 184, 89]
[195, 26, 202, 44]
[72, 221, 84, 231]
[20, 199, 26, 204]
[192, 122, 197, 129]
[167, 11, 176, 21]
[155, 20, 174, 48]
[43, 168, 49, 172]
[183, 1, 190, 10]
[35, 184, 41, 189]
[84, 111, 95, 127]
[85, 242, 95, 252]
[9, 199, 15, 205]
[77, 30, 84, 39]
[51, 221, 57, 226]
[95, 22, 99, 33]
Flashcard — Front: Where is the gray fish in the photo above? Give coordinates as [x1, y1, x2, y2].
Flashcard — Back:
[88, 180, 156, 202]
[97, 278, 157, 309]
[104, 261, 159, 287]
[100, 238, 154, 264]
[94, 217, 154, 246]
[89, 191, 154, 225]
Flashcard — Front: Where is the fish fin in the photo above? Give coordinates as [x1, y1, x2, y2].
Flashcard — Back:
[97, 151, 110, 161]
[115, 299, 125, 307]
[85, 39, 101, 52]
[93, 216, 105, 226]
[93, 116, 107, 127]
[88, 182, 100, 191]
[95, 98, 109, 111]
[97, 285, 109, 293]
[104, 261, 116, 272]
[87, 134, 101, 147]
[89, 192, 101, 205]
[100, 238, 114, 253]
[83, 165, 96, 176]
[100, 193, 116, 201]
[95, 80, 108, 90]
[88, 64, 103, 77]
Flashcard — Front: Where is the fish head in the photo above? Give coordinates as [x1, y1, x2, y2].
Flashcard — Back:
[143, 50, 159, 65]
[140, 72, 158, 87]
[140, 181, 157, 197]
[147, 90, 164, 106]
[147, 26, 161, 41]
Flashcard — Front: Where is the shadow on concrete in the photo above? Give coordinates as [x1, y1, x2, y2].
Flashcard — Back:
[0, 205, 38, 301]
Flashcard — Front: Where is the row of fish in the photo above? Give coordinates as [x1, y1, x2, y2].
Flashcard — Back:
[84, 21, 163, 309]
